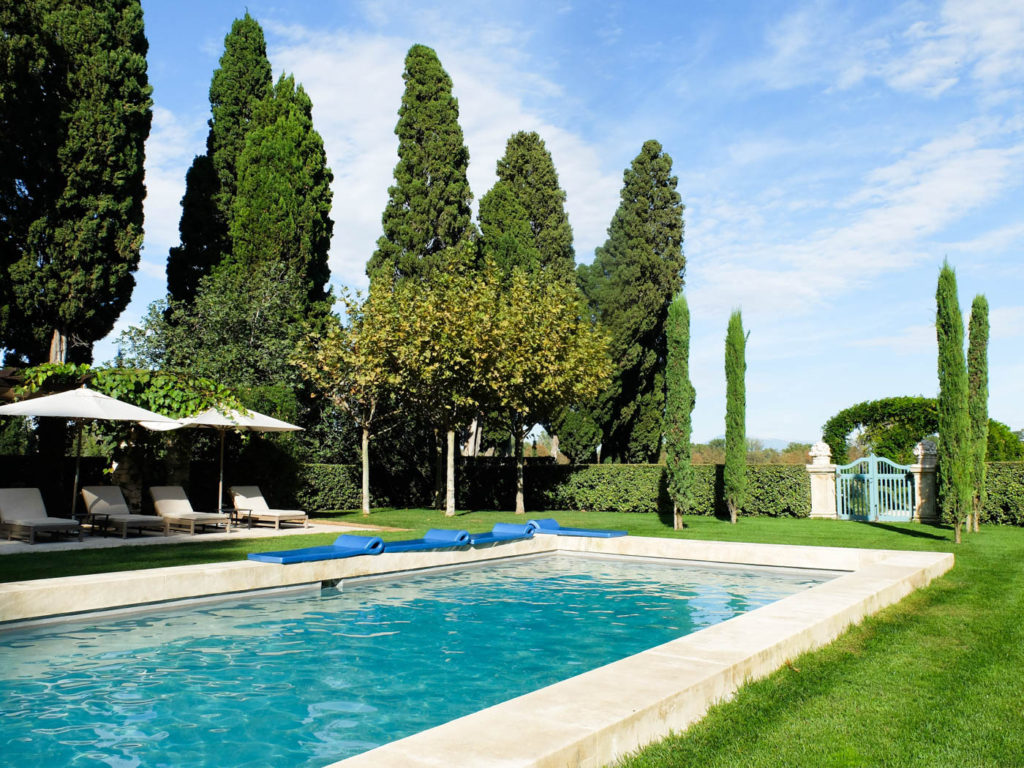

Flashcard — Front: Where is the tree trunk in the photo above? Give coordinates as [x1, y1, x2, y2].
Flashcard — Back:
[515, 430, 525, 515]
[673, 502, 682, 530]
[445, 428, 456, 517]
[361, 426, 371, 515]
[49, 329, 68, 364]
[727, 500, 738, 525]
[432, 428, 444, 509]
[955, 517, 962, 544]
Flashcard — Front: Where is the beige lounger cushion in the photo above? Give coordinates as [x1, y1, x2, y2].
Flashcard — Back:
[80, 486, 168, 538]
[149, 486, 231, 534]
[230, 485, 308, 529]
[0, 488, 82, 544]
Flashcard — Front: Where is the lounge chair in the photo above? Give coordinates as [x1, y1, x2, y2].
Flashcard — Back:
[149, 486, 232, 535]
[248, 534, 385, 564]
[526, 518, 627, 538]
[0, 488, 81, 544]
[382, 528, 470, 553]
[468, 522, 534, 546]
[229, 486, 308, 529]
[80, 486, 169, 538]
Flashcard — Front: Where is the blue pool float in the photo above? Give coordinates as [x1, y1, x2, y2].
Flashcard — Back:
[468, 523, 534, 546]
[248, 534, 384, 564]
[382, 528, 471, 553]
[526, 518, 627, 538]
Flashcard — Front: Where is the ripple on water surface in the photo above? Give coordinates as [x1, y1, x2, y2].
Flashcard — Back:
[0, 554, 827, 767]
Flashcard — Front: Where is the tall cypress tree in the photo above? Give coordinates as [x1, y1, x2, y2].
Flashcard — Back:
[229, 74, 333, 316]
[724, 310, 747, 525]
[665, 292, 695, 529]
[166, 13, 271, 305]
[579, 139, 685, 462]
[936, 261, 972, 544]
[967, 294, 989, 534]
[480, 131, 574, 277]
[1, 0, 152, 364]
[366, 44, 475, 284]
[478, 182, 539, 272]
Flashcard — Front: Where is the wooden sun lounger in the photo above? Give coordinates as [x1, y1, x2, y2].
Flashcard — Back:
[149, 486, 232, 535]
[0, 488, 82, 544]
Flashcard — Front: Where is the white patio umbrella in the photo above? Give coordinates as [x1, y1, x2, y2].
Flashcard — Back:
[0, 387, 178, 518]
[145, 407, 302, 512]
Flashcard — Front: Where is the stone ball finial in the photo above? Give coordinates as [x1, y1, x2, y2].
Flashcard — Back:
[809, 441, 832, 465]
[914, 439, 938, 467]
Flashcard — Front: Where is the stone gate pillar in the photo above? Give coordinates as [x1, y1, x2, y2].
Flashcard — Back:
[806, 441, 837, 519]
[910, 440, 938, 523]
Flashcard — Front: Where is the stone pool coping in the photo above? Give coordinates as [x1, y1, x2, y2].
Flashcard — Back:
[0, 535, 953, 767]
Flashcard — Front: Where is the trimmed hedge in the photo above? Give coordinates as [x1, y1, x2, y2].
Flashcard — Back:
[295, 463, 363, 513]
[984, 462, 1024, 525]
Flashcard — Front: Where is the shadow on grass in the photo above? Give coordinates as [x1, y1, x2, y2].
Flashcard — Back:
[853, 520, 951, 541]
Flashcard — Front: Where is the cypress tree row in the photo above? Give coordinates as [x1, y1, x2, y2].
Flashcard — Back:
[167, 12, 272, 305]
[367, 44, 475, 284]
[579, 139, 685, 463]
[665, 292, 695, 530]
[479, 131, 574, 278]
[967, 294, 989, 534]
[1, 0, 152, 364]
[724, 310, 747, 525]
[229, 74, 334, 317]
[935, 261, 972, 544]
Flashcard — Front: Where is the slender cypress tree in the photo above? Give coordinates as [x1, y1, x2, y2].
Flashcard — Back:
[724, 310, 747, 525]
[480, 131, 574, 277]
[478, 182, 539, 272]
[229, 74, 333, 317]
[1, 0, 152, 364]
[579, 140, 685, 462]
[967, 294, 989, 534]
[936, 261, 972, 544]
[665, 292, 696, 529]
[167, 13, 272, 305]
[366, 44, 475, 284]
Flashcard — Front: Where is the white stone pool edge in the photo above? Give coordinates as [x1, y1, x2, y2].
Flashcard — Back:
[0, 535, 953, 768]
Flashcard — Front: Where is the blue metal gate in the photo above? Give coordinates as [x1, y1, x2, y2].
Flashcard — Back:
[836, 454, 915, 521]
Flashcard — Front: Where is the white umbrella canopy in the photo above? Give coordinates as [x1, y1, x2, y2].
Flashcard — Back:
[0, 387, 178, 518]
[147, 406, 302, 511]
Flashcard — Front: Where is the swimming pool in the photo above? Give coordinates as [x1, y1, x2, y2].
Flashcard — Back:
[0, 554, 827, 767]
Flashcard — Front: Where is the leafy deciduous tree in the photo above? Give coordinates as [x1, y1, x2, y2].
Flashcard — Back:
[665, 292, 695, 529]
[292, 293, 397, 515]
[724, 310, 747, 524]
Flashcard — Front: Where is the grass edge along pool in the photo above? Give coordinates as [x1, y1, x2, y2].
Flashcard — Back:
[0, 535, 954, 768]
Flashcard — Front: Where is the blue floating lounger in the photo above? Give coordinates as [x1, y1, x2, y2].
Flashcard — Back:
[248, 534, 384, 564]
[382, 528, 471, 553]
[526, 518, 627, 538]
[468, 523, 534, 546]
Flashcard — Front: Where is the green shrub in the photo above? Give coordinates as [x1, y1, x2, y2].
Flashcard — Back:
[295, 463, 362, 512]
[983, 462, 1024, 525]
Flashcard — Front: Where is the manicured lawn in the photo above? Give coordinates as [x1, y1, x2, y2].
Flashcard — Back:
[2, 510, 1021, 766]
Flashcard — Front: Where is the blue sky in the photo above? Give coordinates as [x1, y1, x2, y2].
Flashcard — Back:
[106, 0, 1024, 445]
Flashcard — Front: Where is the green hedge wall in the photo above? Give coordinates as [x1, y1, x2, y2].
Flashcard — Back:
[984, 462, 1024, 525]
[286, 460, 1022, 523]
[294, 464, 363, 513]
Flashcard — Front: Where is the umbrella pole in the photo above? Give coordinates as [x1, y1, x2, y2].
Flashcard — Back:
[217, 428, 225, 513]
[71, 419, 83, 520]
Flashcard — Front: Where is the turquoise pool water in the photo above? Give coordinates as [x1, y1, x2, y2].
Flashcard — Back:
[0, 555, 827, 767]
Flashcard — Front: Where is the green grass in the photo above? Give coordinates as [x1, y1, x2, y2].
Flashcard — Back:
[2, 510, 1021, 766]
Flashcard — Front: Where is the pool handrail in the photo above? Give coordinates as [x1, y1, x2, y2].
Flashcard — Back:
[527, 518, 627, 538]
[382, 528, 471, 553]
[248, 534, 385, 564]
